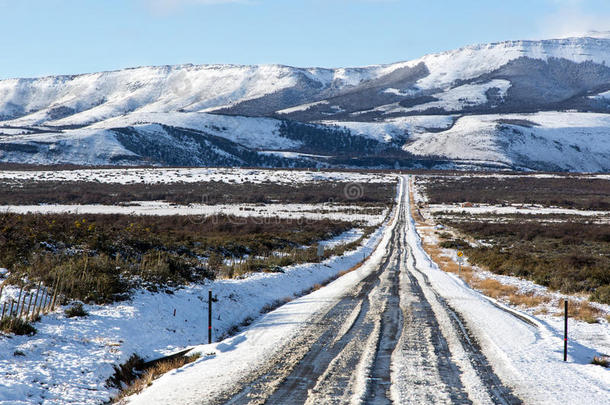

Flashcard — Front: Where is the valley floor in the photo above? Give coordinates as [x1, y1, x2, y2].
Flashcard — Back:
[125, 177, 609, 405]
[1, 175, 608, 404]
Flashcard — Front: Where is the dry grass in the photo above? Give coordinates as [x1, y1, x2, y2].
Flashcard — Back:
[338, 259, 368, 277]
[507, 292, 551, 307]
[419, 227, 475, 282]
[426, 236, 600, 320]
[337, 269, 351, 277]
[113, 354, 201, 402]
[470, 278, 518, 299]
[591, 356, 610, 368]
[560, 300, 602, 324]
[410, 181, 563, 313]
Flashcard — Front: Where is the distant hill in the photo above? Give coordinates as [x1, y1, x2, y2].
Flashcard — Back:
[1, 35, 610, 171]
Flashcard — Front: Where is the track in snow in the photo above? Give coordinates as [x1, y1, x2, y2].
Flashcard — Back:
[216, 178, 521, 405]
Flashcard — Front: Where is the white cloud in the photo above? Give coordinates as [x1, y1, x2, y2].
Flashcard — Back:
[540, 2, 610, 39]
[143, 0, 251, 14]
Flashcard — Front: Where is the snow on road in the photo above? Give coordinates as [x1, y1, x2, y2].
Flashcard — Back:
[129, 176, 609, 405]
[404, 181, 610, 404]
[2, 176, 608, 404]
[126, 180, 405, 405]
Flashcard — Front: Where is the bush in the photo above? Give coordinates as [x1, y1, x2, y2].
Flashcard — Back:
[590, 285, 610, 305]
[0, 212, 356, 303]
[109, 353, 201, 401]
[444, 219, 610, 298]
[0, 317, 37, 336]
[65, 302, 89, 318]
[106, 354, 146, 390]
[423, 175, 610, 210]
[439, 239, 470, 250]
[591, 356, 609, 368]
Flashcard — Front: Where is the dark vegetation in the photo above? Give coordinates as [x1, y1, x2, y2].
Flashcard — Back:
[423, 174, 610, 304]
[0, 180, 396, 205]
[0, 316, 37, 335]
[424, 176, 610, 210]
[107, 351, 202, 401]
[106, 353, 146, 391]
[64, 302, 88, 318]
[443, 220, 610, 304]
[278, 121, 387, 154]
[0, 213, 357, 304]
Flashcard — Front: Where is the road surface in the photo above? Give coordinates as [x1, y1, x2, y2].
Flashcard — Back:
[212, 177, 521, 405]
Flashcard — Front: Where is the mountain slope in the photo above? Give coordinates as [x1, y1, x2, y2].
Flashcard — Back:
[1, 35, 610, 171]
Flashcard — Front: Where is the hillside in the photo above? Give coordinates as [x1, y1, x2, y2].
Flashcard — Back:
[1, 35, 610, 171]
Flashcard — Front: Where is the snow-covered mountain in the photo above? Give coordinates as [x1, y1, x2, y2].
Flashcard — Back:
[1, 35, 610, 171]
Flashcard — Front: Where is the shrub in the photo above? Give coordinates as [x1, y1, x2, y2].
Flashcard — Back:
[591, 356, 609, 368]
[0, 179, 396, 206]
[0, 212, 357, 303]
[65, 302, 88, 318]
[423, 175, 610, 210]
[111, 353, 201, 401]
[439, 239, 470, 250]
[590, 285, 610, 305]
[106, 354, 146, 390]
[0, 317, 37, 336]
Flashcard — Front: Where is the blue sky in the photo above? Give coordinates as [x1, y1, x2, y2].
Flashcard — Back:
[1, 0, 609, 79]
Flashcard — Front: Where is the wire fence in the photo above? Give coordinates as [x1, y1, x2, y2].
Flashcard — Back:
[0, 278, 61, 325]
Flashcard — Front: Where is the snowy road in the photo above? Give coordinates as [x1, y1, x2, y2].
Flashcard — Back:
[211, 179, 518, 405]
[128, 177, 609, 404]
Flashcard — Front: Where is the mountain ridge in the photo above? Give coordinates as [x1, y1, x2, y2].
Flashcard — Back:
[1, 35, 610, 172]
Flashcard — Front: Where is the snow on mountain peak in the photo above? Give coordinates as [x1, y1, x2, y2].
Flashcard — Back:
[561, 30, 610, 40]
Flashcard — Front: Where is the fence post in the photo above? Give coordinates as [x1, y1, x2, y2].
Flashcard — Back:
[564, 299, 568, 362]
[208, 290, 213, 344]
[15, 285, 23, 317]
[26, 292, 35, 320]
[31, 282, 42, 319]
[19, 292, 28, 318]
[37, 288, 48, 317]
[50, 278, 60, 310]
[1, 301, 6, 320]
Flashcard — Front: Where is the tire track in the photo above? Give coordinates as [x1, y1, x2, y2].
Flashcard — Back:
[217, 177, 521, 405]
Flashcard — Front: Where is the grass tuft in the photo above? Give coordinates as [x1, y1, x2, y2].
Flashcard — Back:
[591, 356, 610, 368]
[561, 300, 602, 324]
[65, 302, 89, 318]
[111, 353, 201, 402]
[0, 317, 37, 336]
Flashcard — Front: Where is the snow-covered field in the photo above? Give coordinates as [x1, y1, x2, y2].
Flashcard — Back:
[0, 167, 396, 185]
[0, 168, 398, 403]
[428, 203, 610, 218]
[0, 202, 387, 226]
[0, 217, 390, 404]
[124, 177, 405, 405]
[412, 176, 610, 366]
